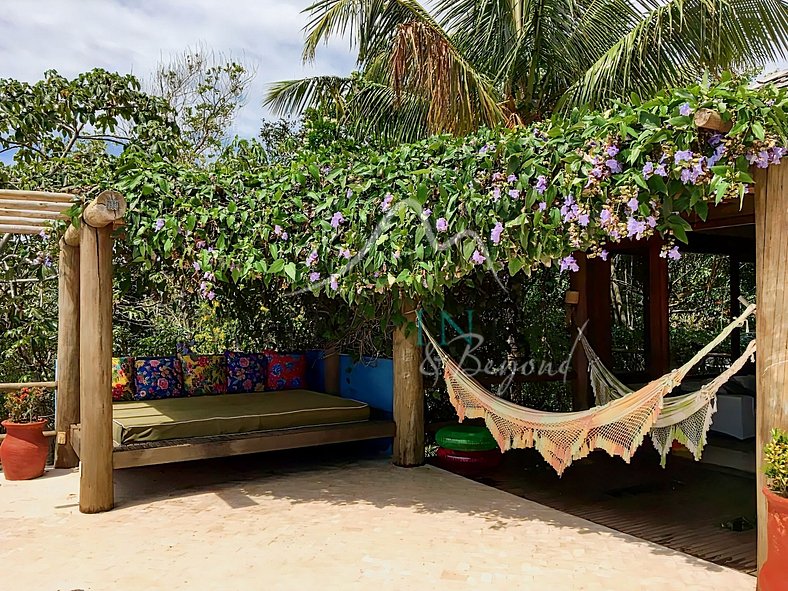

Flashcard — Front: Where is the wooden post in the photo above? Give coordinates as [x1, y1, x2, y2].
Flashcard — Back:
[392, 298, 424, 467]
[323, 350, 340, 395]
[569, 252, 590, 410]
[646, 239, 670, 378]
[754, 164, 788, 569]
[78, 191, 125, 514]
[54, 236, 80, 468]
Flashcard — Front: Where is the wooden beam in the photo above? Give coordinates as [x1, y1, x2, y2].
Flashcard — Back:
[323, 350, 340, 395]
[0, 216, 52, 226]
[0, 208, 67, 220]
[587, 256, 613, 367]
[78, 222, 114, 513]
[83, 190, 126, 228]
[0, 189, 76, 202]
[694, 108, 733, 133]
[0, 381, 57, 391]
[112, 421, 396, 469]
[0, 224, 49, 235]
[55, 238, 80, 469]
[754, 163, 788, 570]
[392, 298, 425, 467]
[64, 224, 80, 247]
[569, 252, 591, 410]
[0, 199, 73, 212]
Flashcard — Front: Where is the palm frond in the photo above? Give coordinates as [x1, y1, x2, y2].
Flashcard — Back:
[563, 0, 788, 109]
[264, 76, 354, 117]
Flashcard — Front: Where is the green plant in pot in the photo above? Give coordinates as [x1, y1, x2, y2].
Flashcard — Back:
[0, 386, 50, 480]
[759, 428, 788, 591]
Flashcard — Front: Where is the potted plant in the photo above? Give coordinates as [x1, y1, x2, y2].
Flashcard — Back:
[759, 428, 788, 591]
[0, 386, 50, 480]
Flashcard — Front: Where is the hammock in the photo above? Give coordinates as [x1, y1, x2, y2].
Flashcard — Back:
[422, 304, 756, 475]
[579, 332, 756, 465]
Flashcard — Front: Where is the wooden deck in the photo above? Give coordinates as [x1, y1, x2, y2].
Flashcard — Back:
[459, 443, 757, 574]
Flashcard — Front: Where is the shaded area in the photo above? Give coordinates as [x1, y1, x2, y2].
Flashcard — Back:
[468, 443, 757, 574]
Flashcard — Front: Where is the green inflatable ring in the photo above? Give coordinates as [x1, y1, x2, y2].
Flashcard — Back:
[435, 425, 498, 452]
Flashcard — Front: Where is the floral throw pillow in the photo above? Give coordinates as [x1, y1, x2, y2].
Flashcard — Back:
[112, 357, 135, 402]
[225, 351, 268, 393]
[266, 352, 306, 391]
[181, 354, 228, 396]
[134, 357, 183, 400]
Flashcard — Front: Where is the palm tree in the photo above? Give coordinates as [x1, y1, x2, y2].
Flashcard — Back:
[266, 0, 788, 142]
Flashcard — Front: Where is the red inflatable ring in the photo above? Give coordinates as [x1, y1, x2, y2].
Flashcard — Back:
[435, 446, 502, 476]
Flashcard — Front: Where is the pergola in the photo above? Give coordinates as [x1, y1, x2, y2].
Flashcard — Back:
[0, 113, 784, 574]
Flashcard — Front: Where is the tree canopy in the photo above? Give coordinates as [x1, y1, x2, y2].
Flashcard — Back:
[266, 0, 788, 142]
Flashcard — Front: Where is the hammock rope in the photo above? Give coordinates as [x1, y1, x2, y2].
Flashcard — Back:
[422, 304, 756, 475]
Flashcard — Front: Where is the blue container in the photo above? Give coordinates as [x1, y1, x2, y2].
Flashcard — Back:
[339, 355, 393, 415]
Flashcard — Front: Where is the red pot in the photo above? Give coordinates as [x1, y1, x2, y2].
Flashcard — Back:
[0, 419, 48, 481]
[435, 447, 502, 476]
[759, 487, 788, 591]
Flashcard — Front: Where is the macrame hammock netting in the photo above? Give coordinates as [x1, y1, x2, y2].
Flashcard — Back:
[422, 304, 756, 475]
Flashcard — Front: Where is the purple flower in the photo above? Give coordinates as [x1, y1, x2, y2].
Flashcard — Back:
[654, 164, 668, 177]
[646, 216, 657, 228]
[626, 217, 647, 239]
[196, 240, 206, 250]
[535, 175, 548, 194]
[492, 172, 504, 181]
[600, 209, 612, 224]
[560, 255, 579, 273]
[380, 193, 394, 212]
[490, 222, 504, 245]
[679, 103, 693, 117]
[281, 231, 289, 241]
[491, 187, 501, 201]
[642, 162, 655, 178]
[508, 189, 520, 199]
[667, 246, 681, 260]
[471, 249, 486, 265]
[599, 250, 609, 261]
[423, 208, 432, 217]
[346, 188, 353, 199]
[675, 150, 693, 164]
[577, 213, 590, 227]
[680, 168, 693, 184]
[38, 229, 48, 239]
[306, 250, 318, 267]
[606, 159, 622, 173]
[627, 197, 639, 212]
[274, 225, 283, 236]
[591, 166, 604, 179]
[708, 133, 722, 146]
[206, 291, 216, 301]
[44, 256, 52, 268]
[154, 218, 165, 232]
[479, 144, 491, 155]
[192, 261, 200, 272]
[330, 275, 339, 291]
[330, 211, 345, 228]
[507, 174, 517, 183]
[538, 201, 547, 211]
[606, 145, 619, 157]
[436, 217, 448, 232]
[321, 166, 331, 175]
[339, 248, 351, 259]
[309, 271, 321, 282]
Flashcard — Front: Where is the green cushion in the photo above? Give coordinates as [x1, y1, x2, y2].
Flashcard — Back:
[113, 390, 370, 445]
[436, 424, 498, 451]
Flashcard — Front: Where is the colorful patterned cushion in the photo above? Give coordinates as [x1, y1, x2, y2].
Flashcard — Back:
[134, 356, 183, 400]
[225, 351, 268, 393]
[266, 352, 307, 391]
[112, 357, 135, 402]
[181, 354, 228, 396]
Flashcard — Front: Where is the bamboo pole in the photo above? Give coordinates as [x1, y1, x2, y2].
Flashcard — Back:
[754, 163, 788, 569]
[0, 189, 76, 202]
[0, 381, 57, 391]
[392, 298, 424, 467]
[79, 221, 114, 512]
[0, 199, 74, 212]
[55, 238, 80, 468]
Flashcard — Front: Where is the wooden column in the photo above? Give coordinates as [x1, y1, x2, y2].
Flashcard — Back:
[569, 252, 590, 410]
[646, 239, 670, 377]
[323, 350, 340, 395]
[54, 234, 80, 468]
[754, 164, 788, 569]
[78, 190, 125, 514]
[392, 298, 424, 467]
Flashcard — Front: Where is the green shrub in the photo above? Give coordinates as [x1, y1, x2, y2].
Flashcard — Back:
[764, 428, 788, 497]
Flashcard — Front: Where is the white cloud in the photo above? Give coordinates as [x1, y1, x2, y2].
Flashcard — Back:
[0, 0, 356, 137]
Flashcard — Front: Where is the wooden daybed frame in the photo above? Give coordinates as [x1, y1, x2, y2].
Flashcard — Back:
[70, 419, 395, 469]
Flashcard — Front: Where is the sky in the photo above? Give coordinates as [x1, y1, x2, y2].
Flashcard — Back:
[0, 0, 357, 138]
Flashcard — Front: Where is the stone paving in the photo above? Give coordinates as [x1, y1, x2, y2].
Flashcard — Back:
[0, 454, 755, 590]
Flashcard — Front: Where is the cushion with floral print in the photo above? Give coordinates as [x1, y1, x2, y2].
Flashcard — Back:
[266, 352, 306, 391]
[225, 351, 268, 393]
[134, 356, 184, 400]
[112, 357, 135, 402]
[180, 354, 228, 396]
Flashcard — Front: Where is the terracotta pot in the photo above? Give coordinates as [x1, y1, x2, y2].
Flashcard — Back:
[0, 419, 48, 481]
[759, 487, 788, 591]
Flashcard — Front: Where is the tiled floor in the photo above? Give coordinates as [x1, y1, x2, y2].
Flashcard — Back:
[0, 450, 755, 590]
